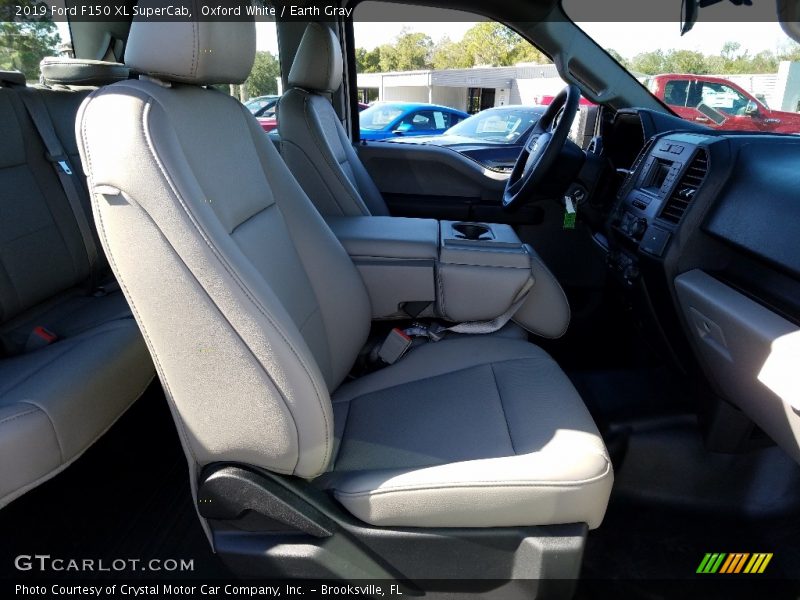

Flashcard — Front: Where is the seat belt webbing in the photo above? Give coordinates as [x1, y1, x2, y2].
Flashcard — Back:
[435, 276, 535, 336]
[18, 90, 99, 282]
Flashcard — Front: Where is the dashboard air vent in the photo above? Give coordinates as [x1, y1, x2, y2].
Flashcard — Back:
[659, 149, 708, 224]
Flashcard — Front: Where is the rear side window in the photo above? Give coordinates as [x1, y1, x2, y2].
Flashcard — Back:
[663, 80, 689, 107]
[0, 17, 66, 81]
[401, 110, 452, 131]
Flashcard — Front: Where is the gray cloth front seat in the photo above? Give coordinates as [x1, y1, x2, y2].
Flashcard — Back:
[279, 23, 389, 217]
[77, 11, 612, 529]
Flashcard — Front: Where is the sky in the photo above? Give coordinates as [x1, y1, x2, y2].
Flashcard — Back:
[58, 18, 793, 61]
[265, 21, 791, 58]
[346, 21, 792, 58]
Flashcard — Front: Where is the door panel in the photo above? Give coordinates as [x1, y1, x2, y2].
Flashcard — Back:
[356, 142, 542, 224]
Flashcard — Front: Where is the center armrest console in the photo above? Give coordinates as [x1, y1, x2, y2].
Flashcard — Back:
[328, 216, 531, 321]
[328, 216, 439, 318]
[438, 221, 531, 322]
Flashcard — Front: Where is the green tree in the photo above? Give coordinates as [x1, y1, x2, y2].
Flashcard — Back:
[431, 36, 474, 69]
[664, 50, 708, 74]
[355, 47, 382, 73]
[0, 0, 60, 81]
[461, 22, 518, 66]
[606, 48, 629, 68]
[629, 50, 667, 75]
[720, 41, 743, 62]
[244, 50, 280, 97]
[777, 41, 800, 62]
[510, 41, 548, 65]
[379, 29, 433, 71]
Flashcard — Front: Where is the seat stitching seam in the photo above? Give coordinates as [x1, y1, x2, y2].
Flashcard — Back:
[334, 461, 612, 497]
[332, 356, 548, 404]
[229, 203, 272, 236]
[280, 139, 345, 216]
[14, 400, 64, 462]
[0, 408, 39, 426]
[490, 363, 517, 455]
[329, 398, 353, 472]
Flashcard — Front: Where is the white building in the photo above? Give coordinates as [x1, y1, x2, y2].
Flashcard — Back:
[357, 63, 565, 113]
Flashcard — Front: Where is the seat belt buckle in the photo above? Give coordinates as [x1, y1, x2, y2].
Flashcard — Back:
[378, 328, 413, 365]
[25, 326, 58, 352]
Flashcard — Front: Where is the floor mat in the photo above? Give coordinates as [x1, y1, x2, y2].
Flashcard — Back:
[577, 411, 800, 599]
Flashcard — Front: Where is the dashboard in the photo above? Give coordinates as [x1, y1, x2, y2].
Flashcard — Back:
[596, 108, 800, 463]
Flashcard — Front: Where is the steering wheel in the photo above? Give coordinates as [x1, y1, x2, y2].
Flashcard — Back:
[502, 84, 582, 210]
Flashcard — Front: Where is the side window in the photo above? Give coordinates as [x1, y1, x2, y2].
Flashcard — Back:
[230, 22, 282, 132]
[663, 80, 689, 107]
[699, 82, 750, 115]
[353, 2, 555, 120]
[435, 111, 460, 130]
[401, 111, 435, 131]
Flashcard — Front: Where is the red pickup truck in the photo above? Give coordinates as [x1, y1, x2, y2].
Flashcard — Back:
[646, 74, 800, 134]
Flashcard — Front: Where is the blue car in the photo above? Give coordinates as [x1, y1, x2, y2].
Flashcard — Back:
[359, 102, 469, 141]
[389, 105, 546, 172]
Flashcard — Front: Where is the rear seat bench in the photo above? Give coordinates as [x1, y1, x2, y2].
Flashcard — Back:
[0, 62, 154, 509]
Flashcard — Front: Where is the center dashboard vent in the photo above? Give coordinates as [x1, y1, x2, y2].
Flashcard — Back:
[659, 149, 709, 224]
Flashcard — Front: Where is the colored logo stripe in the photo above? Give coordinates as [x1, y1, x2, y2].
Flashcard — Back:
[697, 553, 726, 573]
[744, 553, 773, 574]
[697, 553, 773, 574]
[720, 553, 749, 573]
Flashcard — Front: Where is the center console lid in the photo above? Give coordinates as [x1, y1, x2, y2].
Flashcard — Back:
[327, 216, 438, 260]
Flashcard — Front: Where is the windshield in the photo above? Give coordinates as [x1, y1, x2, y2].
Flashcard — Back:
[566, 2, 800, 134]
[360, 104, 405, 130]
[445, 107, 544, 143]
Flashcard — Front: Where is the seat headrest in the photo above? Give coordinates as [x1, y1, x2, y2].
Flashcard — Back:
[40, 57, 129, 87]
[125, 1, 255, 85]
[288, 23, 343, 94]
[0, 70, 25, 87]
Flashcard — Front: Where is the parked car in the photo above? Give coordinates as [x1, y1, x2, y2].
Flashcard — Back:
[359, 102, 469, 141]
[260, 101, 369, 134]
[646, 74, 800, 133]
[538, 94, 596, 107]
[244, 94, 280, 117]
[389, 105, 546, 171]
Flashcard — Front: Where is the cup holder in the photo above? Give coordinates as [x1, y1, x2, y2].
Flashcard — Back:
[452, 222, 493, 241]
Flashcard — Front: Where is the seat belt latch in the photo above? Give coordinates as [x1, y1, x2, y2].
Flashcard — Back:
[378, 328, 413, 365]
[25, 326, 58, 352]
[45, 152, 73, 175]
